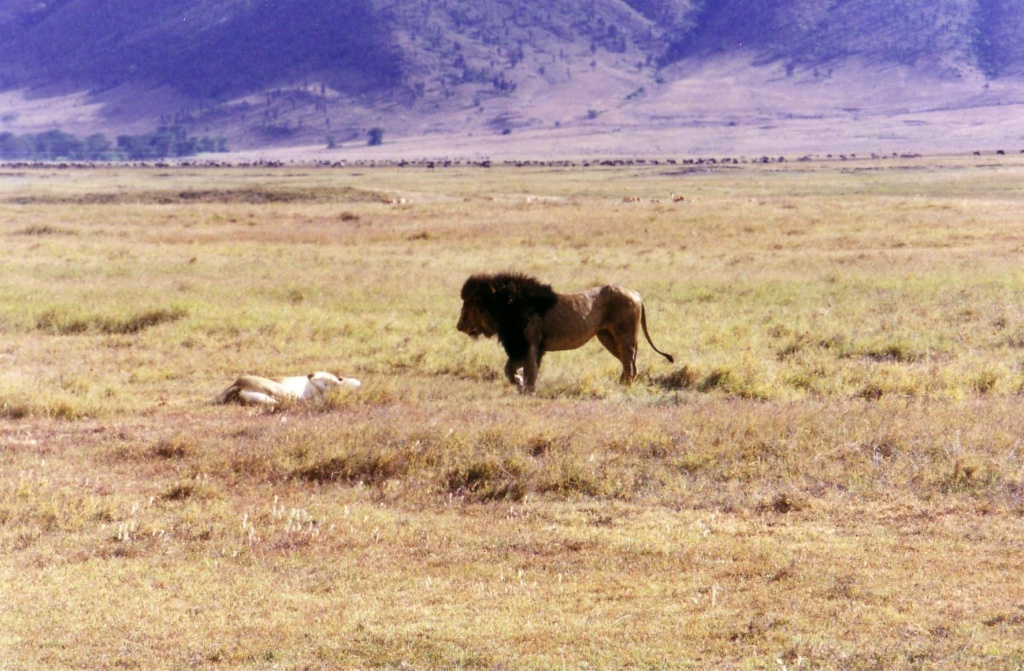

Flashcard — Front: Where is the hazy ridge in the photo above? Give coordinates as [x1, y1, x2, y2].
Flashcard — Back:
[2, 0, 1024, 155]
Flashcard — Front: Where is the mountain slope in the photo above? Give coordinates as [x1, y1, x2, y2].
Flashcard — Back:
[661, 0, 1024, 76]
[0, 0, 402, 97]
[2, 0, 1024, 156]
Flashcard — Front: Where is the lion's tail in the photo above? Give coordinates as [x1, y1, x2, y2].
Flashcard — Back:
[640, 303, 674, 364]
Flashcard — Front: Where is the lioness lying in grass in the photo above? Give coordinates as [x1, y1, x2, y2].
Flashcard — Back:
[214, 371, 361, 406]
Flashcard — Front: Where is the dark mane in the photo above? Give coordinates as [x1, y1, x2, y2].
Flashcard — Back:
[461, 272, 558, 358]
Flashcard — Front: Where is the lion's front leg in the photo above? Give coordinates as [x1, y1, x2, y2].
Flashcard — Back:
[518, 318, 545, 394]
[505, 357, 526, 391]
[520, 350, 541, 394]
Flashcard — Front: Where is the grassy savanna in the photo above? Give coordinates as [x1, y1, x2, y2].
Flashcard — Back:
[2, 156, 1024, 670]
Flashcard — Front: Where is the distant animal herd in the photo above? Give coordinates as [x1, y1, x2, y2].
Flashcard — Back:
[215, 272, 674, 404]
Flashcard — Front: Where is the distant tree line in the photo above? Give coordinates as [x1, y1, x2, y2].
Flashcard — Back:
[0, 126, 227, 161]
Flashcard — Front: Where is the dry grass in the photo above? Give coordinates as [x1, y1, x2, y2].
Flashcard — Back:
[2, 157, 1024, 669]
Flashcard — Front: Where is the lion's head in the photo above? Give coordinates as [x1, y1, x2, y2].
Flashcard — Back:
[457, 301, 498, 338]
[457, 273, 558, 356]
[307, 371, 362, 393]
[457, 275, 500, 338]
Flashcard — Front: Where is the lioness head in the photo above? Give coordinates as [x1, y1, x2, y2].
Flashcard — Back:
[308, 371, 362, 392]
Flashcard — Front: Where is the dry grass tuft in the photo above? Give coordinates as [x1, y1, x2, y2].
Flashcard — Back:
[293, 450, 406, 486]
[14, 224, 77, 236]
[161, 482, 196, 501]
[445, 456, 528, 502]
[35, 305, 187, 335]
[757, 492, 808, 515]
[151, 435, 197, 459]
[0, 398, 32, 420]
[652, 364, 699, 390]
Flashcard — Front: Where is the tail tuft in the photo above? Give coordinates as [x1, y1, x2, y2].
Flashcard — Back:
[640, 303, 674, 364]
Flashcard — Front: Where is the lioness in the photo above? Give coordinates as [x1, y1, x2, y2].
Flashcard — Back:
[214, 371, 361, 406]
[457, 272, 673, 393]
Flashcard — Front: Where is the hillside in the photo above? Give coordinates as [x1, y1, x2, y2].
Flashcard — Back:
[0, 0, 401, 97]
[662, 0, 1024, 78]
[2, 0, 1024, 157]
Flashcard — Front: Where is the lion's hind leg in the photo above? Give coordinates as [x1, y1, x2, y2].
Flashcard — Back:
[596, 330, 620, 359]
[215, 375, 289, 405]
[619, 344, 639, 384]
[213, 384, 241, 404]
[599, 330, 638, 384]
[238, 389, 278, 405]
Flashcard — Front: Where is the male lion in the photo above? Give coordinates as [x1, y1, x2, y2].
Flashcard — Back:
[214, 371, 361, 406]
[457, 272, 674, 393]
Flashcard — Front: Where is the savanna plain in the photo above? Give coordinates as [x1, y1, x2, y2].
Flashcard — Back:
[2, 155, 1024, 670]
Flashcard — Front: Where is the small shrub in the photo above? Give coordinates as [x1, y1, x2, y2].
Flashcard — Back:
[445, 456, 527, 502]
[162, 483, 195, 501]
[47, 398, 88, 420]
[1004, 327, 1024, 349]
[776, 337, 807, 360]
[972, 367, 1000, 395]
[862, 340, 921, 363]
[869, 441, 899, 461]
[36, 306, 187, 335]
[152, 436, 196, 459]
[0, 398, 32, 420]
[654, 365, 699, 390]
[15, 225, 76, 236]
[698, 367, 733, 393]
[756, 492, 805, 515]
[36, 309, 90, 335]
[231, 450, 282, 478]
[526, 435, 557, 457]
[540, 461, 603, 498]
[818, 333, 853, 357]
[98, 307, 188, 335]
[857, 383, 885, 401]
[675, 453, 711, 474]
[294, 451, 404, 486]
[943, 459, 995, 495]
